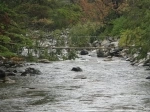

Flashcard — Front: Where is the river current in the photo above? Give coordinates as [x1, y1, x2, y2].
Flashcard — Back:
[0, 54, 150, 112]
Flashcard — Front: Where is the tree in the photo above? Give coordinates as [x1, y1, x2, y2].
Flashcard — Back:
[0, 3, 32, 57]
[77, 0, 126, 23]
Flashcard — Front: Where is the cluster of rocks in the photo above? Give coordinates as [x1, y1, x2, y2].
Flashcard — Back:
[80, 38, 150, 66]
[79, 38, 124, 58]
[79, 37, 150, 79]
[96, 40, 123, 58]
[0, 56, 41, 83]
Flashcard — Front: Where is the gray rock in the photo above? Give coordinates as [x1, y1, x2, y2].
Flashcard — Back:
[80, 50, 88, 55]
[71, 67, 82, 72]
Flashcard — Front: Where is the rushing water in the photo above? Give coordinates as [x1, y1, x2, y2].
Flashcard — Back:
[0, 54, 150, 112]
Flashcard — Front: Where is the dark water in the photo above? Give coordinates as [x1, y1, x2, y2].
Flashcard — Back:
[0, 55, 150, 112]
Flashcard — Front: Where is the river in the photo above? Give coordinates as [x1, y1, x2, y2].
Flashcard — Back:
[0, 54, 150, 112]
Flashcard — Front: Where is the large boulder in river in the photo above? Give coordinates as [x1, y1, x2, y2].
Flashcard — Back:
[71, 67, 82, 72]
[80, 50, 88, 55]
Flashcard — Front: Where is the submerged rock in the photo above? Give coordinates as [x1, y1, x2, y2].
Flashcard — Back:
[74, 75, 87, 79]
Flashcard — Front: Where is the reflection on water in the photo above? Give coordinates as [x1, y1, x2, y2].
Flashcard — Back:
[0, 56, 150, 112]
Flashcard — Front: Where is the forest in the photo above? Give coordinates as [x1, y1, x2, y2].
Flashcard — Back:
[0, 0, 150, 60]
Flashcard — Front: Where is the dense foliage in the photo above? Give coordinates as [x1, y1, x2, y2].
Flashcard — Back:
[0, 3, 32, 57]
[0, 0, 81, 58]
[103, 0, 150, 58]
